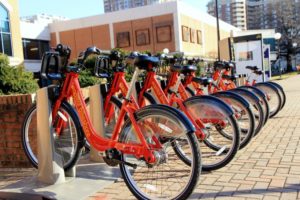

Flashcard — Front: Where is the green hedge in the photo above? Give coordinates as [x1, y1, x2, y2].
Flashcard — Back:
[0, 54, 38, 95]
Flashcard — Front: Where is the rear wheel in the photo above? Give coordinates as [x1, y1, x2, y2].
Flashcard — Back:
[188, 88, 255, 150]
[119, 105, 201, 200]
[213, 92, 255, 149]
[267, 82, 286, 110]
[21, 102, 84, 170]
[229, 89, 265, 136]
[255, 83, 281, 118]
[183, 96, 240, 171]
[240, 86, 270, 125]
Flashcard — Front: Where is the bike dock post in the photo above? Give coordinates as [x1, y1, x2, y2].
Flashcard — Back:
[89, 85, 106, 162]
[36, 87, 75, 184]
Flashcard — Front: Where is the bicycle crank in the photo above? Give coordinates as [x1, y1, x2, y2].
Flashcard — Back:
[103, 148, 137, 169]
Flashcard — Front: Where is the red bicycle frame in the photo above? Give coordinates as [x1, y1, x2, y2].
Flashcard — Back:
[137, 69, 212, 140]
[51, 70, 161, 164]
[182, 72, 205, 96]
[102, 71, 139, 124]
[211, 69, 236, 92]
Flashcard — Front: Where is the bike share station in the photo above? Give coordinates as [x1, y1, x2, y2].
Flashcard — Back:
[220, 33, 272, 83]
[1, 54, 121, 200]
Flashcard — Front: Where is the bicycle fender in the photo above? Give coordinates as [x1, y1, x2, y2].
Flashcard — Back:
[183, 95, 235, 116]
[229, 88, 260, 104]
[212, 91, 250, 108]
[136, 104, 196, 135]
[240, 85, 267, 99]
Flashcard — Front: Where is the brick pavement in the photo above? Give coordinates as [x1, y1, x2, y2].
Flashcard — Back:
[88, 75, 300, 200]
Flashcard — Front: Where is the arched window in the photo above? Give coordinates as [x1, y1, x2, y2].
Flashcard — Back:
[0, 3, 12, 56]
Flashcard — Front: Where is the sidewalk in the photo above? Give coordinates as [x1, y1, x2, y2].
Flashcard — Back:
[88, 75, 300, 200]
[0, 75, 299, 200]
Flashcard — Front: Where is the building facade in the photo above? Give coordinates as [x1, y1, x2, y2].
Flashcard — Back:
[247, 0, 300, 31]
[0, 0, 238, 71]
[20, 14, 67, 71]
[48, 1, 238, 66]
[0, 0, 23, 65]
[207, 0, 247, 30]
[103, 0, 173, 13]
[208, 0, 300, 32]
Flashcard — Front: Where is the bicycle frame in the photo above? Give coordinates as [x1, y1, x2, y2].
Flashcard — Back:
[51, 69, 160, 164]
[103, 71, 139, 124]
[245, 71, 258, 86]
[212, 69, 236, 92]
[138, 69, 209, 140]
[182, 72, 244, 120]
[182, 72, 205, 96]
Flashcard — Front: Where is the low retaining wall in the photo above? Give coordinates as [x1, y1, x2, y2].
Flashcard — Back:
[0, 88, 90, 168]
[0, 94, 34, 168]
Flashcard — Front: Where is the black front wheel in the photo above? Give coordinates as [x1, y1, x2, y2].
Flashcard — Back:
[21, 102, 84, 170]
[255, 83, 282, 118]
[183, 95, 240, 171]
[119, 105, 201, 200]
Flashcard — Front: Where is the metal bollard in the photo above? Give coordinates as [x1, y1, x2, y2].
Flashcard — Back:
[36, 87, 73, 184]
[89, 85, 106, 162]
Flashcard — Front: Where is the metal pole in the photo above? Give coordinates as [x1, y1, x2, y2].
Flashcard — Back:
[215, 0, 221, 61]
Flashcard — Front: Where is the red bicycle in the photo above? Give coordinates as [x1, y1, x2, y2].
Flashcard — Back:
[177, 58, 255, 149]
[22, 45, 201, 200]
[210, 61, 266, 135]
[134, 54, 240, 171]
[244, 66, 285, 117]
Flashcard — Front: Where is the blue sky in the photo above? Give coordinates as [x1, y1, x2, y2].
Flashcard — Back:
[19, 0, 210, 19]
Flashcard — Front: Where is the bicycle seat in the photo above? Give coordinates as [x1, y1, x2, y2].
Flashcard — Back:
[170, 65, 182, 72]
[47, 73, 62, 80]
[254, 70, 263, 75]
[214, 61, 225, 69]
[134, 55, 159, 70]
[222, 74, 239, 81]
[181, 65, 197, 74]
[67, 66, 81, 73]
[214, 61, 234, 70]
[246, 66, 258, 71]
[192, 77, 213, 87]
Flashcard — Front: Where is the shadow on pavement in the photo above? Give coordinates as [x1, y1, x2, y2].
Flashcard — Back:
[0, 191, 56, 200]
[192, 184, 300, 199]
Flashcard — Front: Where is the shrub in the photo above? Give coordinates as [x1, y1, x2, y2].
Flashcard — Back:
[78, 55, 104, 87]
[0, 54, 38, 95]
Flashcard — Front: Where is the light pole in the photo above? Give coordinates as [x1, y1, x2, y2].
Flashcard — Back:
[292, 42, 297, 70]
[215, 0, 220, 61]
[274, 32, 282, 79]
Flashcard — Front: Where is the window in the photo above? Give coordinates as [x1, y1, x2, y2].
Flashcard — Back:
[22, 39, 50, 60]
[0, 3, 12, 56]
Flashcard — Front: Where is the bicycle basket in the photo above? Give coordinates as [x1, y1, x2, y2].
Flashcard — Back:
[40, 51, 63, 87]
[94, 55, 110, 78]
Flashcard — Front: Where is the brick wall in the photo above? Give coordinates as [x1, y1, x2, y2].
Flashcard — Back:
[0, 94, 33, 168]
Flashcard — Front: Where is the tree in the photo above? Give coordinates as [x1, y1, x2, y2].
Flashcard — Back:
[269, 0, 300, 71]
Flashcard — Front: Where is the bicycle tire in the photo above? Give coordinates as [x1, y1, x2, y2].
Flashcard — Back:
[255, 83, 281, 118]
[213, 91, 255, 149]
[228, 88, 264, 136]
[187, 87, 254, 150]
[119, 104, 201, 200]
[141, 90, 241, 171]
[240, 86, 270, 125]
[267, 82, 286, 110]
[21, 101, 84, 171]
[183, 95, 240, 171]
